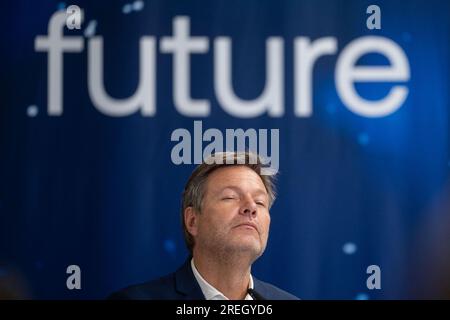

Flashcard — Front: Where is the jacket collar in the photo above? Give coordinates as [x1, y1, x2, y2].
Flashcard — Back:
[174, 257, 268, 300]
[174, 257, 205, 299]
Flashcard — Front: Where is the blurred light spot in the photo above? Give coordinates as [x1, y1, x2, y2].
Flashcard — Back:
[402, 32, 412, 43]
[326, 103, 337, 114]
[57, 2, 66, 10]
[0, 267, 8, 278]
[342, 242, 357, 255]
[35, 261, 44, 270]
[122, 4, 132, 14]
[164, 239, 176, 254]
[355, 293, 369, 300]
[133, 0, 144, 11]
[27, 105, 38, 117]
[84, 20, 97, 38]
[358, 132, 370, 146]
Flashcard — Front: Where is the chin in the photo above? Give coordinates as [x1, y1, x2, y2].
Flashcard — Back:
[229, 240, 262, 255]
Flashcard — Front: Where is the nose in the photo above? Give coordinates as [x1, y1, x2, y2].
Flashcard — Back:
[239, 195, 257, 218]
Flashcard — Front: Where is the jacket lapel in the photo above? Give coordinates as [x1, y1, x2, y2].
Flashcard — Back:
[174, 258, 205, 300]
[253, 278, 269, 300]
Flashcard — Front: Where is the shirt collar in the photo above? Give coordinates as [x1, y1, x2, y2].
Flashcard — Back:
[191, 258, 254, 300]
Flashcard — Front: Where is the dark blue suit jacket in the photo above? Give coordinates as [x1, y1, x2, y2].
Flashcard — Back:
[109, 258, 299, 300]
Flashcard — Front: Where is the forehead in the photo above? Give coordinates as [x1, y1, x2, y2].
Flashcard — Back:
[205, 165, 267, 193]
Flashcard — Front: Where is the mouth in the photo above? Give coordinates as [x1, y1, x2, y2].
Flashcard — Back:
[234, 223, 258, 232]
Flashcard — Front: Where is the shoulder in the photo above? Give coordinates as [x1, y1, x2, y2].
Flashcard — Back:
[107, 258, 204, 300]
[253, 278, 300, 300]
[108, 272, 177, 300]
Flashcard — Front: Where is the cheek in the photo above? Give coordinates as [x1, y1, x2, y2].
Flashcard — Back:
[261, 212, 271, 232]
[201, 205, 234, 228]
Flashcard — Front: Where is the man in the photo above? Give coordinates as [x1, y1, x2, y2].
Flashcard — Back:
[110, 152, 298, 300]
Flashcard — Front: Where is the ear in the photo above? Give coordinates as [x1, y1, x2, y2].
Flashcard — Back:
[184, 207, 199, 237]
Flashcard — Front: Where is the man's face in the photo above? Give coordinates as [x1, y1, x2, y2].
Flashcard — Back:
[190, 166, 271, 259]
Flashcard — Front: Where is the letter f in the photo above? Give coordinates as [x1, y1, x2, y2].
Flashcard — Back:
[35, 11, 84, 116]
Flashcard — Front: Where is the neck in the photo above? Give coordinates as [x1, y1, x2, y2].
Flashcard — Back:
[192, 250, 253, 300]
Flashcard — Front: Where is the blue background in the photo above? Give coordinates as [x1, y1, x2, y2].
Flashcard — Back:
[1, 0, 449, 299]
